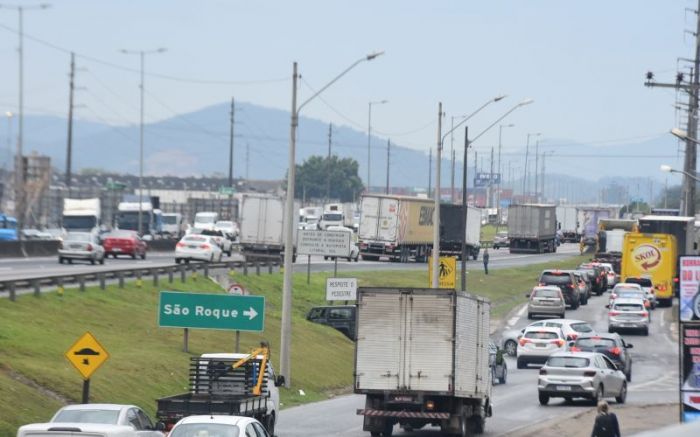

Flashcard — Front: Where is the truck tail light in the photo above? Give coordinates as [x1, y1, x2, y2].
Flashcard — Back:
[425, 400, 435, 411]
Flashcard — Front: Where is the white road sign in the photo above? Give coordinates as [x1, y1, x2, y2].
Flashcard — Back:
[326, 278, 358, 301]
[298, 230, 351, 257]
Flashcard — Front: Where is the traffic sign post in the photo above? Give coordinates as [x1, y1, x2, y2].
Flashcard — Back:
[326, 278, 358, 301]
[64, 332, 110, 403]
[428, 256, 457, 289]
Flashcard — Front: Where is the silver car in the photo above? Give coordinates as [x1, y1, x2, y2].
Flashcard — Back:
[608, 297, 650, 335]
[58, 232, 105, 265]
[527, 286, 566, 319]
[538, 352, 627, 405]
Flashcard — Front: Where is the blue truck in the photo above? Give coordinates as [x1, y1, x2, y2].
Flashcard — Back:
[0, 213, 18, 241]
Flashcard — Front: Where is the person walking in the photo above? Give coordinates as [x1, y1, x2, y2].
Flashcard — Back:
[483, 248, 490, 275]
[591, 400, 621, 437]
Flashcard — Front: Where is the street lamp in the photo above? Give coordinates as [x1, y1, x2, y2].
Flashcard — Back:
[460, 98, 534, 290]
[431, 95, 506, 288]
[367, 99, 388, 192]
[280, 51, 384, 386]
[660, 163, 700, 183]
[120, 47, 167, 236]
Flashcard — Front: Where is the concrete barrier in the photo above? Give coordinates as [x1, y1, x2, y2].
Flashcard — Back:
[148, 239, 177, 252]
[0, 240, 61, 258]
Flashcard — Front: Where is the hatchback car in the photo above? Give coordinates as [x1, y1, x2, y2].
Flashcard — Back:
[501, 318, 594, 356]
[610, 283, 652, 310]
[608, 297, 650, 335]
[624, 277, 657, 309]
[175, 235, 223, 263]
[516, 326, 566, 368]
[215, 220, 239, 240]
[527, 286, 566, 319]
[572, 271, 590, 305]
[103, 230, 147, 259]
[58, 232, 106, 265]
[538, 352, 627, 406]
[538, 270, 581, 309]
[570, 334, 633, 382]
[598, 262, 618, 287]
[169, 415, 270, 437]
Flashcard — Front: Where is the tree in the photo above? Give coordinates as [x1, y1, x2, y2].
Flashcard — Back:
[291, 155, 364, 202]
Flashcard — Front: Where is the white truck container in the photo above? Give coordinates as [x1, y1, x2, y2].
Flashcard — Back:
[555, 205, 578, 242]
[62, 198, 101, 233]
[162, 212, 185, 238]
[239, 193, 298, 259]
[193, 211, 219, 231]
[355, 288, 492, 436]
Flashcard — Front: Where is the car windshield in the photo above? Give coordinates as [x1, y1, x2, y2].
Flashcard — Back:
[614, 303, 644, 311]
[163, 215, 178, 224]
[524, 331, 559, 340]
[570, 322, 594, 333]
[65, 233, 91, 242]
[216, 221, 233, 228]
[625, 278, 652, 287]
[53, 409, 120, 424]
[323, 213, 343, 221]
[540, 273, 571, 285]
[533, 289, 559, 298]
[201, 230, 223, 237]
[169, 424, 240, 437]
[576, 338, 616, 348]
[496, 232, 507, 237]
[546, 357, 590, 368]
[184, 236, 207, 243]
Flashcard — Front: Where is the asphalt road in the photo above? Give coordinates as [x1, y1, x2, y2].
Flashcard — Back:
[0, 244, 582, 282]
[277, 290, 679, 437]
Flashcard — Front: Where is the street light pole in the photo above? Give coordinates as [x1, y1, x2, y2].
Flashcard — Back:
[121, 47, 166, 236]
[366, 99, 387, 193]
[280, 52, 383, 387]
[496, 124, 514, 224]
[661, 164, 700, 184]
[432, 102, 443, 289]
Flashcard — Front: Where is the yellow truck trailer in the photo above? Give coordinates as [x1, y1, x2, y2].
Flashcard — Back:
[621, 232, 677, 307]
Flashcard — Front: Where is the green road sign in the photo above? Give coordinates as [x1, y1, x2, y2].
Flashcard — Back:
[158, 291, 265, 332]
[219, 186, 236, 195]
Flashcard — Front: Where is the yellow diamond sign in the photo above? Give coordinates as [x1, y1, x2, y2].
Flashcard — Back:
[64, 332, 110, 380]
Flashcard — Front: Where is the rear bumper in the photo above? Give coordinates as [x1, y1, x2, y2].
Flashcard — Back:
[357, 409, 450, 419]
[528, 304, 565, 315]
[609, 320, 648, 329]
[538, 383, 595, 397]
[58, 250, 96, 260]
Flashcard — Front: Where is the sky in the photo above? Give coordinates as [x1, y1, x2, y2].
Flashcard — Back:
[0, 0, 694, 170]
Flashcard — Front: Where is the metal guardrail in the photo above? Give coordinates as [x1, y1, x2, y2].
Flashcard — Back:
[0, 255, 281, 302]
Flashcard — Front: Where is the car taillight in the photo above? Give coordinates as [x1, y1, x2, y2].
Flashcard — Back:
[551, 339, 565, 347]
[200, 244, 210, 249]
[86, 244, 93, 251]
[566, 284, 573, 289]
[674, 277, 679, 283]
[609, 347, 621, 355]
[611, 293, 617, 299]
[641, 311, 649, 318]
[519, 338, 530, 346]
[609, 311, 620, 316]
[176, 242, 185, 248]
[538, 282, 545, 286]
[539, 369, 547, 375]
[644, 301, 650, 308]
[569, 333, 578, 340]
[570, 346, 581, 352]
[583, 371, 597, 377]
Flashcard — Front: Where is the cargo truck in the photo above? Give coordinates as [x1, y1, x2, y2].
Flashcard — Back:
[115, 196, 162, 238]
[358, 194, 434, 262]
[577, 207, 611, 253]
[440, 203, 482, 260]
[355, 288, 492, 436]
[621, 232, 677, 307]
[62, 198, 101, 233]
[319, 202, 355, 230]
[238, 193, 298, 260]
[156, 345, 283, 434]
[555, 205, 578, 242]
[595, 219, 638, 273]
[507, 204, 557, 253]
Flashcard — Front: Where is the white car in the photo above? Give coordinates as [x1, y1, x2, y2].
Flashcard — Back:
[325, 226, 360, 262]
[18, 403, 165, 437]
[608, 297, 650, 335]
[538, 352, 627, 406]
[516, 326, 566, 368]
[623, 277, 657, 309]
[502, 318, 595, 356]
[175, 234, 223, 263]
[215, 220, 239, 240]
[168, 415, 270, 437]
[189, 228, 232, 257]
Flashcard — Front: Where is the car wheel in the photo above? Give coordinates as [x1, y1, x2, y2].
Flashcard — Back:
[347, 257, 352, 262]
[68, 259, 73, 264]
[560, 312, 566, 318]
[608, 327, 614, 333]
[265, 413, 275, 437]
[58, 257, 63, 264]
[643, 327, 649, 336]
[210, 254, 214, 262]
[141, 252, 146, 260]
[218, 253, 223, 262]
[99, 255, 105, 265]
[517, 358, 527, 369]
[538, 392, 549, 405]
[592, 385, 604, 406]
[626, 368, 632, 382]
[324, 256, 329, 261]
[90, 258, 95, 265]
[227, 250, 232, 257]
[499, 365, 507, 384]
[175, 258, 181, 264]
[527, 313, 533, 320]
[615, 382, 627, 404]
[504, 340, 517, 357]
[492, 369, 498, 385]
[355, 254, 359, 262]
[131, 253, 136, 259]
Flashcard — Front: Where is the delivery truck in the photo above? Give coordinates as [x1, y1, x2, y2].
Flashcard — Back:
[358, 194, 434, 262]
[621, 232, 677, 307]
[62, 198, 101, 233]
[507, 204, 557, 253]
[594, 219, 638, 273]
[577, 207, 611, 253]
[440, 203, 482, 260]
[355, 287, 492, 436]
[238, 193, 298, 260]
[555, 205, 578, 242]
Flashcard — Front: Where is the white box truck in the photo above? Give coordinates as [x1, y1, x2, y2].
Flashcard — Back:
[555, 205, 578, 242]
[62, 198, 101, 233]
[355, 288, 492, 436]
[239, 193, 298, 260]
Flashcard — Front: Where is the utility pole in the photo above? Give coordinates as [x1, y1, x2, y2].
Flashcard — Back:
[245, 142, 250, 180]
[534, 138, 540, 201]
[450, 116, 455, 202]
[451, 149, 456, 203]
[326, 123, 332, 202]
[65, 52, 75, 197]
[431, 102, 443, 289]
[488, 146, 494, 208]
[461, 126, 470, 291]
[228, 98, 235, 188]
[386, 138, 391, 194]
[428, 148, 432, 195]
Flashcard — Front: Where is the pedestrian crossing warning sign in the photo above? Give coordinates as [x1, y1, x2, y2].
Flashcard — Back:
[428, 256, 457, 289]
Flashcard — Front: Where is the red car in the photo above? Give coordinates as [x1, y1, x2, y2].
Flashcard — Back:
[102, 230, 147, 259]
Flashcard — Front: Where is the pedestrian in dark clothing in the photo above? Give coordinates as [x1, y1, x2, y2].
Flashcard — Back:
[591, 401, 620, 437]
[483, 248, 490, 275]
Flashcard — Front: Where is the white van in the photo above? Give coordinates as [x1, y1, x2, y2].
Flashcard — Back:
[193, 212, 218, 231]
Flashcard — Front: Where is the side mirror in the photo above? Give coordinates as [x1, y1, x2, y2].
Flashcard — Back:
[154, 422, 166, 431]
[275, 375, 286, 387]
[625, 343, 633, 349]
[605, 304, 610, 309]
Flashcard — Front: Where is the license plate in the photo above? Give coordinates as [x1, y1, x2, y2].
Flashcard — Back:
[188, 245, 198, 249]
[556, 385, 572, 391]
[113, 248, 121, 252]
[535, 343, 547, 347]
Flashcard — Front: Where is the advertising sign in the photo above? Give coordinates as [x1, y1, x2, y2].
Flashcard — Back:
[632, 243, 662, 273]
[158, 291, 265, 332]
[682, 323, 700, 422]
[326, 278, 358, 301]
[428, 256, 457, 289]
[681, 256, 700, 322]
[297, 230, 351, 257]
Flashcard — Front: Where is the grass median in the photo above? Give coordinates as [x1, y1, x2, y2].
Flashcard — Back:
[0, 254, 586, 433]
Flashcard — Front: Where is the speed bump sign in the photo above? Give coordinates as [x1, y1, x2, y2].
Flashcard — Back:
[428, 256, 457, 289]
[65, 332, 110, 380]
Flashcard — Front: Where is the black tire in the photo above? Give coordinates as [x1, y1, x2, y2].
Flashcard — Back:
[615, 382, 627, 404]
[131, 253, 136, 259]
[347, 257, 352, 262]
[68, 259, 73, 264]
[175, 258, 181, 264]
[608, 326, 614, 333]
[504, 340, 517, 357]
[538, 392, 549, 405]
[141, 252, 146, 260]
[371, 433, 381, 437]
[381, 422, 393, 437]
[527, 313, 533, 320]
[492, 369, 498, 385]
[571, 300, 579, 310]
[58, 257, 63, 264]
[324, 256, 329, 260]
[592, 385, 604, 406]
[560, 313, 566, 318]
[265, 413, 275, 436]
[227, 250, 232, 257]
[626, 367, 632, 382]
[99, 256, 105, 265]
[643, 327, 649, 336]
[517, 358, 527, 369]
[470, 416, 485, 434]
[90, 258, 95, 265]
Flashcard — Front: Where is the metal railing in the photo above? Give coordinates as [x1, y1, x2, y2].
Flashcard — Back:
[0, 255, 280, 302]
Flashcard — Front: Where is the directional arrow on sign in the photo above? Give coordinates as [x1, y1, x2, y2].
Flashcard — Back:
[243, 307, 258, 320]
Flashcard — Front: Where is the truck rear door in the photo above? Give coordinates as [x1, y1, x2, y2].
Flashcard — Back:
[377, 198, 399, 242]
[359, 197, 379, 240]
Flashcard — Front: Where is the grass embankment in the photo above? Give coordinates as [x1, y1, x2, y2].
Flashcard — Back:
[0, 255, 586, 434]
[481, 224, 506, 244]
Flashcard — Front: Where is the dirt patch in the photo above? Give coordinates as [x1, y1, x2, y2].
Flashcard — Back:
[502, 403, 679, 437]
[0, 363, 70, 405]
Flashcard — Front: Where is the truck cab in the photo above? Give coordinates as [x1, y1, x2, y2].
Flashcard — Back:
[0, 213, 18, 241]
[193, 211, 219, 231]
[319, 204, 344, 230]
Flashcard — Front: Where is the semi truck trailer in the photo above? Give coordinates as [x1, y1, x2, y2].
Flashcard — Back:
[507, 204, 557, 253]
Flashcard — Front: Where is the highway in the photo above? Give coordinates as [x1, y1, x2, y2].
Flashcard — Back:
[277, 290, 678, 436]
[0, 244, 581, 282]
